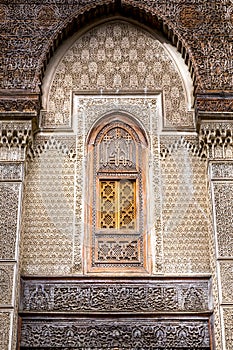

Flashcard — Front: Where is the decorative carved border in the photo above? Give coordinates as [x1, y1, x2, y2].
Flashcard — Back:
[196, 95, 233, 113]
[0, 263, 15, 307]
[20, 316, 211, 349]
[20, 277, 212, 313]
[0, 96, 40, 113]
[210, 161, 233, 180]
[0, 312, 12, 350]
[222, 307, 233, 350]
[219, 261, 233, 304]
[0, 182, 22, 260]
[0, 162, 24, 181]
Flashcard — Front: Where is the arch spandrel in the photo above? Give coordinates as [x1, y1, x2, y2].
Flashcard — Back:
[41, 20, 194, 131]
[37, 1, 201, 97]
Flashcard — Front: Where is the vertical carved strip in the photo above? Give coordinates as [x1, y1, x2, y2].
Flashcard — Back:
[0, 160, 26, 350]
[210, 161, 233, 350]
[0, 312, 12, 350]
[223, 307, 233, 350]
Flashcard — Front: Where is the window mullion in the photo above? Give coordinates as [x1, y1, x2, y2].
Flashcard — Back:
[116, 180, 120, 230]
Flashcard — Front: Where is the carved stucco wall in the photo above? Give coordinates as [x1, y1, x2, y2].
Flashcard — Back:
[21, 21, 211, 277]
[0, 3, 232, 349]
[21, 143, 76, 275]
[0, 0, 232, 98]
[161, 146, 211, 274]
[18, 19, 219, 350]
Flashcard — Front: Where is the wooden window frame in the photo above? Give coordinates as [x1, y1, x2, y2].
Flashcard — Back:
[85, 113, 149, 274]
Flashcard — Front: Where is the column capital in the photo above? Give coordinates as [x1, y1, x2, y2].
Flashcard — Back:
[0, 120, 32, 161]
[198, 120, 233, 159]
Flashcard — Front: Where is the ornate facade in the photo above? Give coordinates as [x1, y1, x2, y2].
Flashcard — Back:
[0, 1, 232, 349]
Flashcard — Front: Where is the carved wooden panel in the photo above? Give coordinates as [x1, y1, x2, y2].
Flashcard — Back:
[20, 277, 211, 313]
[19, 277, 212, 348]
[20, 317, 211, 349]
[99, 179, 136, 230]
[98, 127, 137, 171]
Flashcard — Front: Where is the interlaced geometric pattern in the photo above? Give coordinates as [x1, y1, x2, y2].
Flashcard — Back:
[99, 180, 135, 230]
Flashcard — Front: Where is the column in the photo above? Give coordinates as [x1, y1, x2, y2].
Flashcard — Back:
[0, 120, 31, 350]
[199, 119, 233, 350]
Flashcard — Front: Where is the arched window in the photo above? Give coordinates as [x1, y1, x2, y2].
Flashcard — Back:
[86, 114, 149, 273]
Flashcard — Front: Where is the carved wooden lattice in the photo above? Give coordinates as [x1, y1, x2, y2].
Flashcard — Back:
[99, 179, 136, 230]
